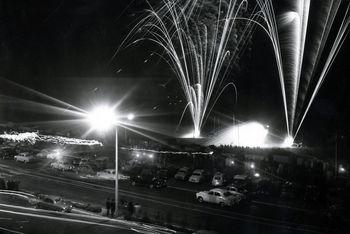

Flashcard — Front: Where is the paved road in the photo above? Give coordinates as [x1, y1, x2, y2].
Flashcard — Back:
[0, 202, 175, 234]
[0, 160, 336, 233]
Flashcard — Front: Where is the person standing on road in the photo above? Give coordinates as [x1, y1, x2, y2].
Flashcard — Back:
[128, 201, 134, 217]
[106, 197, 111, 217]
[111, 198, 116, 217]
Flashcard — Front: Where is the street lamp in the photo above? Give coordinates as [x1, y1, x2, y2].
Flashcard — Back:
[250, 162, 255, 169]
[87, 105, 133, 216]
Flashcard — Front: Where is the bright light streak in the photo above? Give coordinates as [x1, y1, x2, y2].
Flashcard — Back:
[282, 135, 294, 148]
[254, 0, 349, 138]
[87, 106, 117, 131]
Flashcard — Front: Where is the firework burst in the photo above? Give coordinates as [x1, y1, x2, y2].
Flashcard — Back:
[119, 0, 254, 137]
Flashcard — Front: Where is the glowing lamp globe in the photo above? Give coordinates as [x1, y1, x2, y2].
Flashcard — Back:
[87, 106, 117, 131]
[127, 113, 135, 121]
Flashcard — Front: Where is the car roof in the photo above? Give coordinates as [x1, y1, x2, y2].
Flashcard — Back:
[40, 194, 61, 200]
[234, 174, 248, 180]
[193, 169, 204, 172]
[103, 169, 115, 172]
[210, 188, 228, 193]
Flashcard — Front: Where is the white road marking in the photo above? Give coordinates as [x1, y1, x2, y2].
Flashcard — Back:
[0, 226, 25, 234]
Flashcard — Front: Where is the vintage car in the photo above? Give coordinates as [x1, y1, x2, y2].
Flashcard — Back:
[174, 167, 191, 181]
[211, 172, 226, 186]
[225, 185, 246, 201]
[130, 167, 166, 189]
[14, 152, 35, 163]
[196, 188, 238, 207]
[96, 169, 116, 180]
[35, 194, 73, 212]
[188, 169, 207, 183]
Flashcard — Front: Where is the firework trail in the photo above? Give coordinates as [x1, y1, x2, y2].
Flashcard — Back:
[253, 0, 350, 139]
[118, 0, 253, 138]
[294, 0, 350, 136]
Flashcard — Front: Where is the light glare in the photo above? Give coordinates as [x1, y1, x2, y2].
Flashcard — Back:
[282, 136, 294, 148]
[87, 106, 117, 131]
[127, 113, 135, 120]
[206, 122, 268, 147]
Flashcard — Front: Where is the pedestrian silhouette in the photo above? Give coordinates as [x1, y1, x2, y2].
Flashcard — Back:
[128, 201, 134, 217]
[106, 197, 111, 217]
[111, 198, 116, 217]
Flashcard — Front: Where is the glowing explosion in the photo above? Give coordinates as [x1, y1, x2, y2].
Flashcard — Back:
[206, 122, 269, 147]
[119, 0, 254, 138]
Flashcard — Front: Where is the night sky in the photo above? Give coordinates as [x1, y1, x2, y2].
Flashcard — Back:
[0, 0, 349, 150]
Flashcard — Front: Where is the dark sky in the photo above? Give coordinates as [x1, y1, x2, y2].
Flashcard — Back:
[0, 0, 349, 149]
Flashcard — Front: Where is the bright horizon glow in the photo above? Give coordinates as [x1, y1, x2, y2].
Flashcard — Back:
[87, 105, 117, 131]
[182, 129, 201, 139]
[206, 122, 269, 147]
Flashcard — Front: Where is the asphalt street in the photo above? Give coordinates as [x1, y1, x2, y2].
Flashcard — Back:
[0, 160, 336, 234]
[0, 202, 176, 234]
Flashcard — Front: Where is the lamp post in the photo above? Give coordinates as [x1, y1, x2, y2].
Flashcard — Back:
[87, 105, 134, 216]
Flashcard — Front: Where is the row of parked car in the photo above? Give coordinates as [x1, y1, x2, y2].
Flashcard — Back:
[174, 167, 251, 187]
[172, 167, 254, 208]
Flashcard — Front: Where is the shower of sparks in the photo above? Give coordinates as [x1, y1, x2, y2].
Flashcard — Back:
[122, 147, 213, 156]
[253, 0, 350, 139]
[0, 132, 103, 146]
[119, 0, 254, 138]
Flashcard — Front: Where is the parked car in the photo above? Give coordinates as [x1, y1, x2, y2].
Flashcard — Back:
[130, 168, 166, 189]
[50, 161, 74, 171]
[212, 172, 226, 186]
[174, 167, 191, 181]
[96, 169, 116, 180]
[232, 174, 252, 189]
[225, 185, 246, 201]
[156, 167, 177, 180]
[226, 184, 248, 194]
[35, 195, 73, 212]
[79, 158, 90, 166]
[36, 149, 50, 158]
[76, 164, 96, 175]
[14, 152, 35, 163]
[189, 169, 207, 183]
[196, 188, 238, 207]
